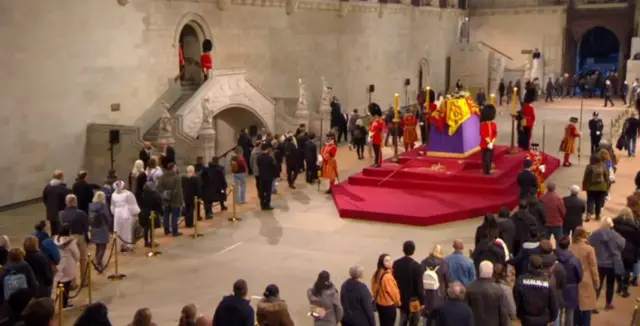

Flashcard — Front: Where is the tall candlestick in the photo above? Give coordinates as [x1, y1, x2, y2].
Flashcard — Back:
[394, 93, 400, 120]
[490, 94, 495, 105]
[425, 87, 431, 109]
[512, 88, 518, 114]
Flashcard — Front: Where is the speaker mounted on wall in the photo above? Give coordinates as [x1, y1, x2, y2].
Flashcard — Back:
[109, 129, 120, 145]
[405, 78, 410, 86]
[369, 84, 375, 93]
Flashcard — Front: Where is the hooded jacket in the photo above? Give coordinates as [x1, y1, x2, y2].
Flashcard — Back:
[513, 269, 558, 326]
[212, 295, 255, 326]
[554, 248, 583, 309]
[31, 232, 60, 265]
[0, 261, 38, 305]
[307, 287, 343, 326]
[256, 297, 294, 326]
[540, 253, 567, 308]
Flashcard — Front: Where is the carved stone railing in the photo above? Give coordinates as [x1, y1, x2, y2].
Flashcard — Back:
[132, 76, 183, 136]
[469, 0, 568, 9]
[175, 68, 276, 138]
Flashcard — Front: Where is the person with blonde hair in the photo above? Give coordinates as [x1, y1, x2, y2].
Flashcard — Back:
[420, 244, 450, 316]
[588, 216, 625, 310]
[181, 165, 201, 228]
[178, 303, 197, 326]
[128, 159, 147, 201]
[612, 206, 640, 297]
[89, 191, 111, 271]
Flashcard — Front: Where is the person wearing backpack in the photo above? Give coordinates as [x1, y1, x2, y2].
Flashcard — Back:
[88, 191, 111, 272]
[0, 248, 38, 307]
[581, 155, 610, 221]
[420, 245, 450, 317]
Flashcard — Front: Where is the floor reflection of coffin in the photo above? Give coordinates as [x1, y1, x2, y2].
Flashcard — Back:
[331, 145, 560, 227]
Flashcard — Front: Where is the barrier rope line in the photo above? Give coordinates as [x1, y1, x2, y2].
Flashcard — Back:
[68, 260, 90, 299]
[90, 238, 117, 274]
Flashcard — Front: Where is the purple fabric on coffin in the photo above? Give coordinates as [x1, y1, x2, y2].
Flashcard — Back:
[427, 115, 481, 154]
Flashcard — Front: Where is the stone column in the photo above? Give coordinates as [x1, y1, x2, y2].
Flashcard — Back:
[319, 76, 333, 136]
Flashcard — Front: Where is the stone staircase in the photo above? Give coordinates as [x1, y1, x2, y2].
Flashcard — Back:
[143, 84, 199, 143]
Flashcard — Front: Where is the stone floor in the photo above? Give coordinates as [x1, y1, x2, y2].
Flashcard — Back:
[1, 98, 637, 325]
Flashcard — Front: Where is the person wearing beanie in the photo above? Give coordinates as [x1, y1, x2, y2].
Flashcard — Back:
[212, 279, 255, 326]
[517, 160, 538, 200]
[466, 261, 510, 326]
[513, 254, 558, 326]
[256, 284, 294, 326]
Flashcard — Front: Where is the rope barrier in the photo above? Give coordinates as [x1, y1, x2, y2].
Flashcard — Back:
[90, 239, 116, 274]
[57, 283, 64, 325]
[192, 197, 203, 238]
[147, 211, 162, 257]
[107, 232, 126, 281]
[68, 260, 90, 300]
[229, 183, 241, 222]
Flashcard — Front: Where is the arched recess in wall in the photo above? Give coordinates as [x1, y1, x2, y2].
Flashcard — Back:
[173, 13, 214, 84]
[212, 105, 269, 155]
[418, 58, 431, 91]
[576, 26, 620, 73]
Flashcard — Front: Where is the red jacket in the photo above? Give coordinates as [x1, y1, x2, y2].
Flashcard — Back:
[521, 103, 535, 128]
[201, 53, 213, 71]
[480, 122, 497, 149]
[370, 118, 384, 145]
[540, 191, 566, 227]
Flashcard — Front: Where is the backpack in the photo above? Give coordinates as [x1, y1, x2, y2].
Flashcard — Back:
[422, 265, 440, 290]
[590, 165, 605, 184]
[3, 270, 28, 300]
[89, 210, 107, 229]
[353, 127, 363, 139]
[230, 160, 239, 173]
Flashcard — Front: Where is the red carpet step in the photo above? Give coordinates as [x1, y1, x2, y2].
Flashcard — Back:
[331, 145, 560, 226]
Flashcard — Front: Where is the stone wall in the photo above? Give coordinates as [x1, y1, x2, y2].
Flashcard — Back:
[0, 0, 461, 205]
[469, 6, 567, 82]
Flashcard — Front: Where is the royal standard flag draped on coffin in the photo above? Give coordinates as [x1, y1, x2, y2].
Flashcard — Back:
[429, 96, 480, 136]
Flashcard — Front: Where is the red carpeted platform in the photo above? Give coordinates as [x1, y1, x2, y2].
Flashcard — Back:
[331, 145, 560, 226]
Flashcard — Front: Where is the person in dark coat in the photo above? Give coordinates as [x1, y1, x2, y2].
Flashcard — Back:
[257, 143, 277, 210]
[305, 132, 318, 184]
[472, 229, 507, 273]
[420, 246, 450, 317]
[73, 302, 112, 326]
[513, 255, 558, 326]
[181, 166, 202, 228]
[139, 142, 153, 169]
[517, 160, 538, 200]
[510, 229, 541, 278]
[612, 208, 640, 297]
[159, 140, 176, 169]
[527, 196, 548, 237]
[340, 265, 376, 326]
[555, 236, 583, 326]
[194, 156, 206, 176]
[0, 288, 32, 326]
[284, 134, 298, 189]
[201, 157, 228, 218]
[71, 171, 101, 214]
[256, 284, 294, 326]
[296, 125, 309, 173]
[22, 237, 53, 299]
[392, 241, 424, 326]
[42, 170, 70, 235]
[237, 128, 254, 175]
[0, 249, 39, 306]
[475, 214, 498, 247]
[426, 282, 473, 326]
[539, 239, 567, 314]
[510, 200, 538, 257]
[588, 112, 604, 153]
[212, 279, 255, 326]
[138, 183, 163, 248]
[128, 160, 147, 202]
[496, 207, 516, 254]
[274, 136, 285, 180]
[563, 185, 586, 236]
[466, 261, 510, 326]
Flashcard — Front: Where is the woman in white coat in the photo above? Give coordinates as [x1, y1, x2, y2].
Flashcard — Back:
[110, 180, 141, 253]
[54, 226, 79, 309]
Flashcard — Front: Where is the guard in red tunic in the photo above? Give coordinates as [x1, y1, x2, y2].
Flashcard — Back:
[520, 89, 536, 150]
[178, 41, 185, 82]
[559, 117, 581, 167]
[422, 89, 437, 146]
[525, 143, 546, 197]
[402, 107, 418, 151]
[368, 103, 384, 167]
[201, 39, 213, 81]
[321, 132, 338, 194]
[480, 104, 498, 175]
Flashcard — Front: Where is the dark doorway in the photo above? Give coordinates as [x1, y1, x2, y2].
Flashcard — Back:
[577, 26, 620, 74]
[418, 67, 423, 91]
[179, 23, 203, 85]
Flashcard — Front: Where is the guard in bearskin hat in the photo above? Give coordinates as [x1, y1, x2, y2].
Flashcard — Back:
[320, 132, 338, 194]
[420, 88, 437, 145]
[201, 39, 214, 81]
[559, 117, 581, 167]
[480, 104, 498, 175]
[520, 87, 537, 150]
[368, 103, 384, 167]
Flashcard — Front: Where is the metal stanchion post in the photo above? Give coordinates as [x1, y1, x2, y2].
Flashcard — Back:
[57, 283, 64, 325]
[228, 183, 241, 222]
[87, 253, 92, 304]
[192, 197, 203, 238]
[147, 211, 161, 257]
[107, 232, 126, 280]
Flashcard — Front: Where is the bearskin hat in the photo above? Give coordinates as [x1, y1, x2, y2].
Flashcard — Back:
[368, 102, 382, 117]
[480, 104, 497, 122]
[523, 87, 536, 104]
[202, 39, 213, 52]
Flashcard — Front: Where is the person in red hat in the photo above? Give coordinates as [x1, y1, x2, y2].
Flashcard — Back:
[559, 117, 581, 167]
[321, 132, 338, 194]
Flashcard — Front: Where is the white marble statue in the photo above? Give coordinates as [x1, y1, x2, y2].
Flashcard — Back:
[298, 78, 307, 108]
[321, 76, 332, 106]
[159, 109, 173, 133]
[201, 96, 215, 128]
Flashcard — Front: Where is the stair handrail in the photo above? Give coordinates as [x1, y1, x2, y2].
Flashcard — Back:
[175, 68, 248, 118]
[246, 78, 276, 105]
[477, 41, 513, 61]
[133, 75, 183, 134]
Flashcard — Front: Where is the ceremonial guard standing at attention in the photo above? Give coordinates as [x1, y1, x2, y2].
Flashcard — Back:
[402, 107, 418, 151]
[525, 143, 546, 197]
[423, 89, 437, 146]
[520, 89, 537, 150]
[559, 117, 581, 167]
[480, 104, 498, 175]
[588, 112, 604, 153]
[201, 39, 213, 81]
[369, 103, 384, 167]
[320, 132, 338, 194]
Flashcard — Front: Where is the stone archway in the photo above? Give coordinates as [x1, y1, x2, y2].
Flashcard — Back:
[577, 26, 620, 73]
[418, 58, 431, 92]
[213, 105, 268, 156]
[173, 13, 214, 84]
